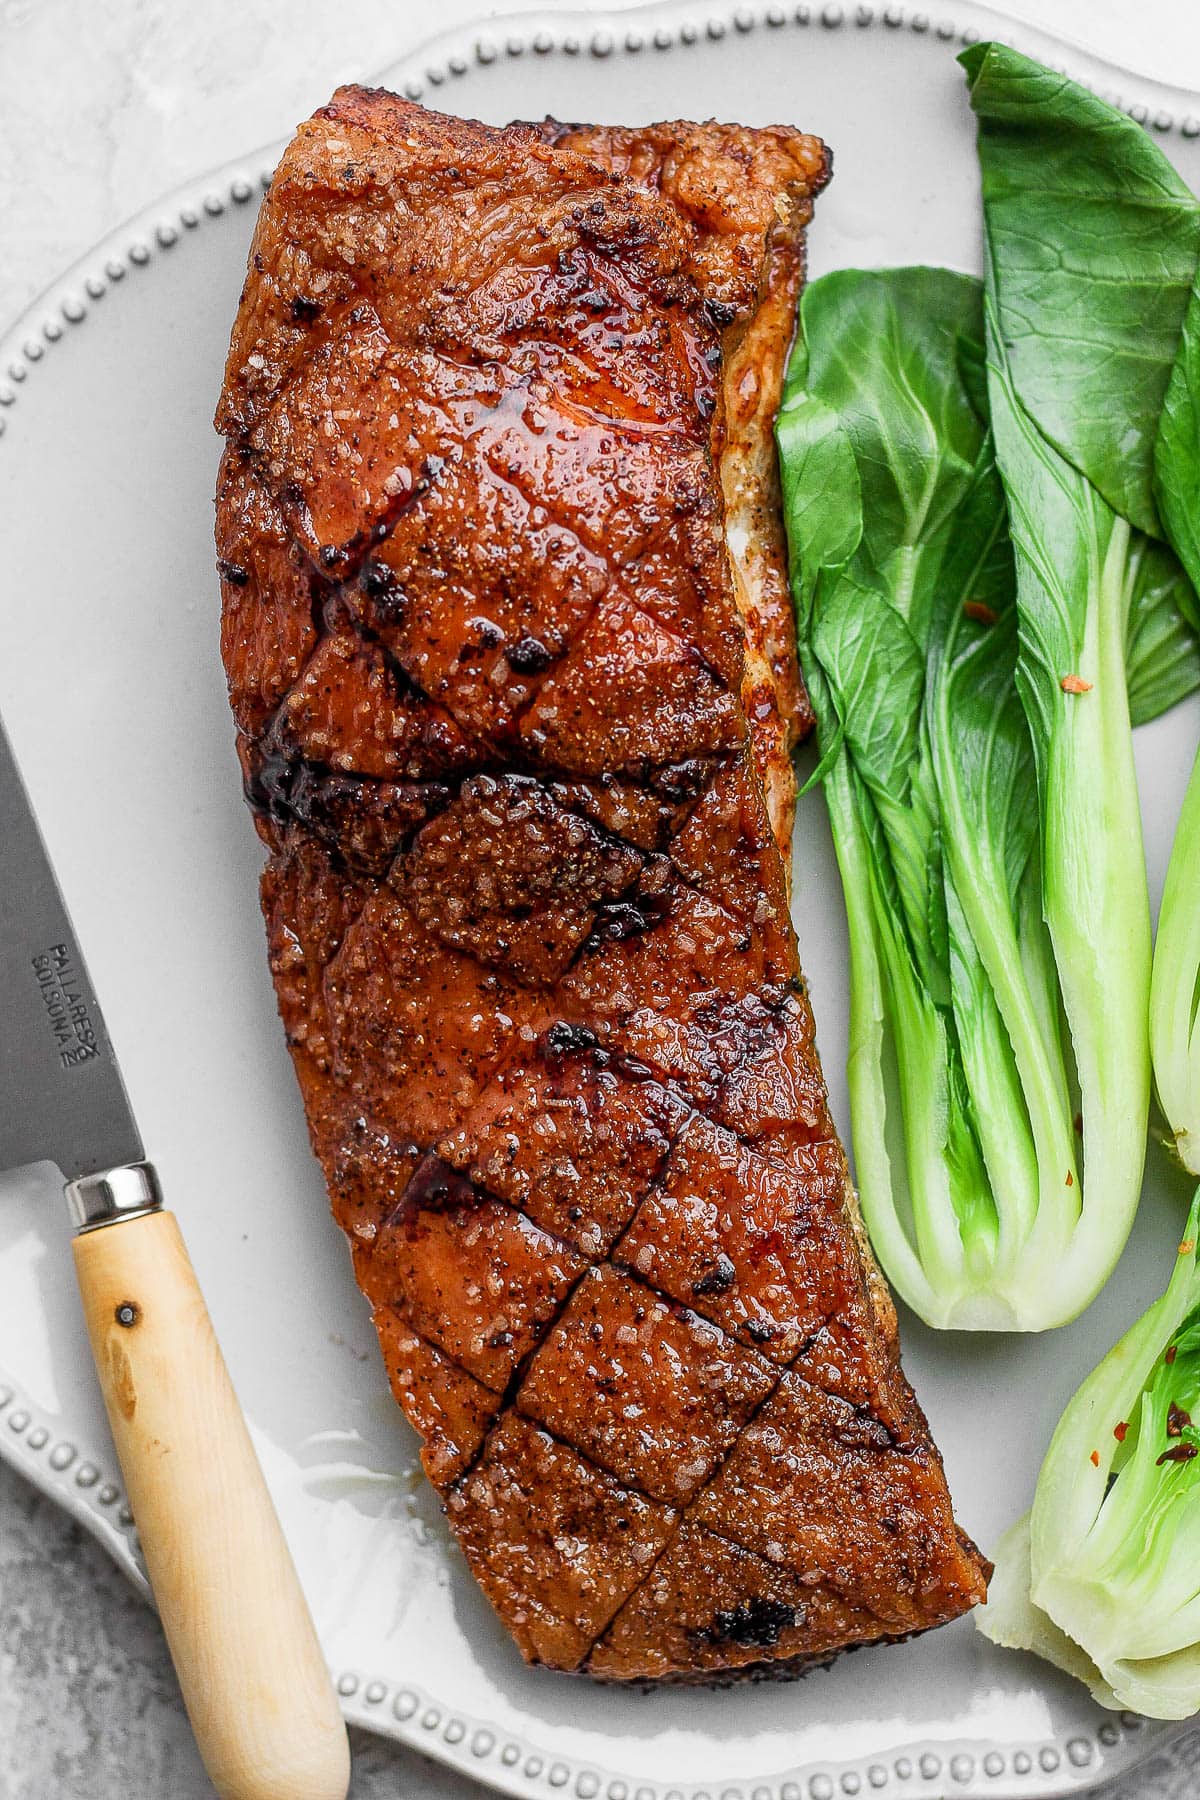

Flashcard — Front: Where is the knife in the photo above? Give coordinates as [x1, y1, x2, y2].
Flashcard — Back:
[0, 713, 350, 1800]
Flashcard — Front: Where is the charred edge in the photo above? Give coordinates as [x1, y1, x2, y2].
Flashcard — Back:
[505, 634, 556, 675]
[585, 1626, 924, 1690]
[535, 1019, 712, 1104]
[531, 115, 587, 147]
[316, 583, 430, 711]
[573, 845, 675, 956]
[242, 741, 449, 874]
[542, 1020, 601, 1059]
[702, 296, 739, 331]
[694, 1595, 803, 1652]
[691, 1254, 736, 1298]
[387, 1152, 481, 1225]
[648, 757, 716, 804]
[247, 747, 729, 892]
[359, 556, 409, 628]
[582, 890, 673, 951]
[745, 1318, 779, 1345]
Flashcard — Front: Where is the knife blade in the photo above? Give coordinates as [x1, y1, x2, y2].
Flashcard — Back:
[0, 709, 349, 1800]
[0, 714, 142, 1185]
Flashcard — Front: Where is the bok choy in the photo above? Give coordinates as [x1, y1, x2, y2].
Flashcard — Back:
[979, 303, 1153, 1323]
[961, 43, 1200, 1711]
[1152, 281, 1200, 1178]
[963, 40, 1200, 1179]
[778, 45, 1200, 1334]
[779, 267, 1147, 1330]
[979, 1194, 1200, 1717]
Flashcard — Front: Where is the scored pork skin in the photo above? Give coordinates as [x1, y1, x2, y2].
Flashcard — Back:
[215, 87, 988, 1680]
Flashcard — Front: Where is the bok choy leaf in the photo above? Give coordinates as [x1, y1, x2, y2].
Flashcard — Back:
[959, 40, 1200, 538]
[779, 268, 1141, 1328]
[978, 1195, 1200, 1717]
[1126, 538, 1200, 728]
[961, 39, 1200, 717]
[778, 268, 992, 1324]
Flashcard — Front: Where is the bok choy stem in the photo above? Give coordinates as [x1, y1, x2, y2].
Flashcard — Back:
[1151, 746, 1200, 1176]
[1151, 274, 1200, 1176]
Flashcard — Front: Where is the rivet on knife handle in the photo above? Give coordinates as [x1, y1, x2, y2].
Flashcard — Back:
[70, 1172, 351, 1800]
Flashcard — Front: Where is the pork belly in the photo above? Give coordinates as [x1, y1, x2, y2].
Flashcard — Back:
[216, 86, 987, 1679]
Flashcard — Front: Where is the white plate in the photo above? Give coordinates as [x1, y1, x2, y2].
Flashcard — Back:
[2, 4, 1200, 1796]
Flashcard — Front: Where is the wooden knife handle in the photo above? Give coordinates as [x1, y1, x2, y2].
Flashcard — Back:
[72, 1208, 350, 1800]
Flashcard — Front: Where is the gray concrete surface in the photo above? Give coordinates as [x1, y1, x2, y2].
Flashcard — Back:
[0, 1459, 477, 1798]
[6, 1455, 1200, 1798]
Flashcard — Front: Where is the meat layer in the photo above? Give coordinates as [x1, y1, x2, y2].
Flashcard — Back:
[216, 86, 988, 1679]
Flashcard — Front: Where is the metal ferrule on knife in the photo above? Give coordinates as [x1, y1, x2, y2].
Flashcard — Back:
[65, 1160, 164, 1234]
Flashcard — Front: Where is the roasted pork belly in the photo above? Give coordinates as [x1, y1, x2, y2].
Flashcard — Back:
[216, 86, 987, 1679]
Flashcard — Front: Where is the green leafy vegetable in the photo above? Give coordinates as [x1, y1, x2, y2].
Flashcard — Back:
[1151, 277, 1200, 1176]
[962, 38, 1200, 722]
[778, 272, 992, 1325]
[981, 296, 1153, 1308]
[960, 40, 1200, 537]
[1157, 279, 1200, 594]
[778, 48, 1199, 1336]
[1127, 537, 1200, 726]
[780, 269, 993, 1324]
[1152, 750, 1200, 1176]
[956, 42, 1200, 1706]
[788, 35, 1200, 1709]
[979, 1195, 1200, 1718]
[779, 267, 1144, 1328]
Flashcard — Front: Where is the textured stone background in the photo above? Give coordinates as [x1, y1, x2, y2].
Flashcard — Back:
[6, 1453, 1200, 1798]
[0, 1462, 471, 1797]
[4, 2, 1200, 1796]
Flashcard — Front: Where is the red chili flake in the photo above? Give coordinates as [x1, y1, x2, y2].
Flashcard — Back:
[1073, 1113, 1083, 1135]
[1157, 1443, 1198, 1466]
[964, 600, 998, 626]
[1060, 674, 1093, 694]
[1167, 1401, 1193, 1438]
[1065, 1170, 1074, 1187]
[1113, 1421, 1129, 1443]
[1089, 1450, 1100, 1467]
[1167, 1345, 1179, 1364]
[1180, 1238, 1197, 1256]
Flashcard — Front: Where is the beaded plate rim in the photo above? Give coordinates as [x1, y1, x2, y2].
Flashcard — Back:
[0, 2, 1197, 1795]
